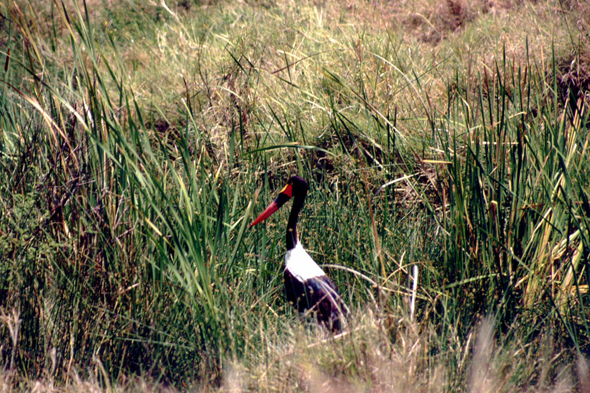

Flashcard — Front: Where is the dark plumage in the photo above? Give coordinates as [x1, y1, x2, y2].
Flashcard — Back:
[284, 269, 347, 331]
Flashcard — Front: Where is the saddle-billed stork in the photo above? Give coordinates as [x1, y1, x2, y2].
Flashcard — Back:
[251, 176, 348, 331]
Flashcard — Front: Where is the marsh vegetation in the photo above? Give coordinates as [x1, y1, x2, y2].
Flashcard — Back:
[1, 0, 590, 391]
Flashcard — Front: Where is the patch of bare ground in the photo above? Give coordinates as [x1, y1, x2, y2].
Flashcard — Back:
[555, 1, 590, 112]
[557, 44, 590, 114]
[338, 0, 580, 45]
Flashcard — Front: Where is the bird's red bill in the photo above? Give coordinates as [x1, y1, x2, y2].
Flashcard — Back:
[250, 184, 293, 227]
[250, 201, 280, 227]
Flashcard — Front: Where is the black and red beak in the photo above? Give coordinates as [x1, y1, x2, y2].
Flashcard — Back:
[250, 183, 293, 227]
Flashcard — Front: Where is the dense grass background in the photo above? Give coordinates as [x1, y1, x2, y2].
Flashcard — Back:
[1, 0, 590, 391]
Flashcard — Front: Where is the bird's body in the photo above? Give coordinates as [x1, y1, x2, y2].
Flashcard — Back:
[284, 242, 325, 281]
[284, 242, 346, 331]
[251, 176, 348, 331]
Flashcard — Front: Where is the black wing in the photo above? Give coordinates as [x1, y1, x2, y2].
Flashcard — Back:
[284, 269, 348, 332]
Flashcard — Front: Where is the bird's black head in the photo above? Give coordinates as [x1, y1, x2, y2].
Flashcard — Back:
[286, 175, 309, 197]
[250, 175, 310, 227]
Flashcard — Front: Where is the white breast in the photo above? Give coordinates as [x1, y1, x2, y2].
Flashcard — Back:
[285, 242, 325, 281]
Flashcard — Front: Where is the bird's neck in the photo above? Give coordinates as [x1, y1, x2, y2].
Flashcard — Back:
[286, 194, 305, 250]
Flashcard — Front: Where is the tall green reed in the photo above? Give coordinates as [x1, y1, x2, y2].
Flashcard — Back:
[434, 47, 590, 349]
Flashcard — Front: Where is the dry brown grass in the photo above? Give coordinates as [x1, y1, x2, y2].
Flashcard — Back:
[8, 0, 577, 143]
[5, 0, 582, 157]
[2, 311, 585, 392]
